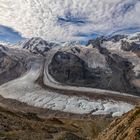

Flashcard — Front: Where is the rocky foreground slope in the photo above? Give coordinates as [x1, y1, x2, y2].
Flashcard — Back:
[0, 103, 111, 140]
[97, 106, 140, 140]
[0, 100, 139, 140]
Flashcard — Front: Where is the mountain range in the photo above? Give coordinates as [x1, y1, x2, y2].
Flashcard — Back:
[0, 33, 140, 139]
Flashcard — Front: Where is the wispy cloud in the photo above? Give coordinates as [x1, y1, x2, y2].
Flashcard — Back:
[0, 0, 140, 42]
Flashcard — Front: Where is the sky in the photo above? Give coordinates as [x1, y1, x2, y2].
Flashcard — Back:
[0, 0, 140, 44]
[0, 25, 23, 44]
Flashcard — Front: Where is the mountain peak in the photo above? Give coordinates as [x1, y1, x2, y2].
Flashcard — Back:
[15, 37, 59, 56]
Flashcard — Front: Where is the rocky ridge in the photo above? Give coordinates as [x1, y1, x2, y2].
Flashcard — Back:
[97, 106, 140, 140]
[14, 37, 59, 56]
[49, 35, 140, 95]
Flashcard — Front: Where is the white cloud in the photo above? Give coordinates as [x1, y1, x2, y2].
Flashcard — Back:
[0, 0, 140, 42]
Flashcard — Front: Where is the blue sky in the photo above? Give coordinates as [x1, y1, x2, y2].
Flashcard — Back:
[0, 25, 100, 44]
[0, 24, 139, 45]
[0, 25, 23, 44]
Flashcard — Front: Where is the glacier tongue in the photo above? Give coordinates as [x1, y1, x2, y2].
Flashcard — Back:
[0, 45, 135, 117]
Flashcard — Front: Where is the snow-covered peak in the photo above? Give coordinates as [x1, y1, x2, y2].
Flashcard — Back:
[0, 41, 12, 47]
[99, 34, 140, 78]
[0, 44, 9, 52]
[128, 32, 140, 40]
[97, 33, 140, 52]
[14, 37, 60, 56]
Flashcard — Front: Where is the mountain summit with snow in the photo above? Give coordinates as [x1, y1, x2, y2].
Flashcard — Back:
[15, 37, 60, 56]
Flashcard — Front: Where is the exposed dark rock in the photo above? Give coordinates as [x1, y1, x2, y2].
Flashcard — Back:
[108, 35, 127, 42]
[105, 53, 137, 94]
[0, 47, 27, 85]
[121, 40, 140, 52]
[0, 45, 9, 51]
[87, 36, 105, 47]
[87, 35, 127, 47]
[48, 47, 139, 94]
[17, 37, 59, 56]
[49, 51, 90, 85]
[50, 51, 100, 87]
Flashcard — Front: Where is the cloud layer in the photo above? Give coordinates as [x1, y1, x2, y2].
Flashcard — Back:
[0, 0, 140, 42]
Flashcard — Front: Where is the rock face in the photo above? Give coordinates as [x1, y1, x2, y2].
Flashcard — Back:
[49, 51, 89, 85]
[97, 106, 140, 140]
[15, 37, 59, 56]
[0, 45, 27, 85]
[49, 49, 113, 89]
[121, 40, 140, 52]
[49, 43, 139, 94]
